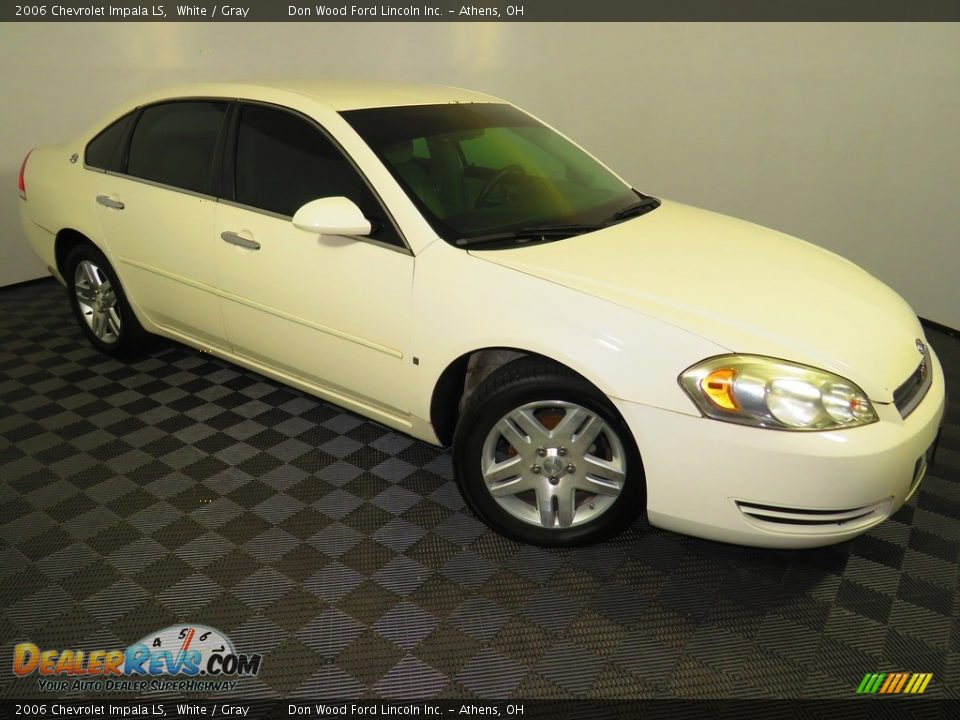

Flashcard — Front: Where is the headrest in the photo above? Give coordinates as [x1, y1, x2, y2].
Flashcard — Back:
[384, 139, 414, 165]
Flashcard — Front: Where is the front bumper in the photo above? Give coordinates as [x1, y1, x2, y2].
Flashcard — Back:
[614, 350, 946, 548]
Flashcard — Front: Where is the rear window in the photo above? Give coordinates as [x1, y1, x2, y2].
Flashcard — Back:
[84, 112, 135, 171]
[127, 101, 228, 194]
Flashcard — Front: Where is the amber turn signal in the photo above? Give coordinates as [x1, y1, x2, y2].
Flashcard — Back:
[700, 368, 739, 410]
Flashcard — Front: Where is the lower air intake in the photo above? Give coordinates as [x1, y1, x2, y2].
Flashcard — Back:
[735, 499, 889, 534]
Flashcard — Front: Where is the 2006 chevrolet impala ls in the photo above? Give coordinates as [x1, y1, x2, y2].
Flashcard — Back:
[17, 81, 945, 547]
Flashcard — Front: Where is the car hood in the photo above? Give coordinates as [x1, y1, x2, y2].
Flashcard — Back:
[470, 200, 925, 403]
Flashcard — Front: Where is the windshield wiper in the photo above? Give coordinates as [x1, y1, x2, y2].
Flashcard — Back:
[606, 195, 661, 224]
[455, 195, 662, 248]
[455, 222, 604, 247]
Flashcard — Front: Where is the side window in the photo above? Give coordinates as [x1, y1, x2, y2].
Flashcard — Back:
[127, 101, 228, 194]
[85, 111, 135, 171]
[234, 104, 404, 248]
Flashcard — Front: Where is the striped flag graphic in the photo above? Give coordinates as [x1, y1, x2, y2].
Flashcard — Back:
[856, 672, 932, 694]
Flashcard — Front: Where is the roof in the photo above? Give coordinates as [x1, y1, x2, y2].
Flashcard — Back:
[123, 79, 504, 112]
[268, 79, 502, 110]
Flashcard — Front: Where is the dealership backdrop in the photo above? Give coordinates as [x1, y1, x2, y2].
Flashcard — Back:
[2, 22, 958, 328]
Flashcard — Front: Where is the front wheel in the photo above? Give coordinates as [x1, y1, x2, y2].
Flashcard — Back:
[65, 243, 151, 356]
[453, 357, 645, 546]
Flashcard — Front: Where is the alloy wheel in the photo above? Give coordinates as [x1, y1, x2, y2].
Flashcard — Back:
[73, 259, 121, 344]
[479, 400, 627, 529]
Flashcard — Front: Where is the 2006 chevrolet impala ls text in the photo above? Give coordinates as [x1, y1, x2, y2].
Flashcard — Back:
[17, 81, 945, 546]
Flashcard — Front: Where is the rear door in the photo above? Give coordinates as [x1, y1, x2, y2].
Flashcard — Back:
[91, 99, 230, 349]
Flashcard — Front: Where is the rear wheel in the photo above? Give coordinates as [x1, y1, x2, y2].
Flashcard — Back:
[65, 244, 150, 356]
[453, 357, 645, 546]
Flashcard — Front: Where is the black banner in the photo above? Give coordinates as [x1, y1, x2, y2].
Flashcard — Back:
[4, 0, 960, 22]
[0, 700, 954, 720]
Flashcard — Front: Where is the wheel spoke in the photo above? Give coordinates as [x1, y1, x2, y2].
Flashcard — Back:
[82, 262, 102, 289]
[579, 476, 623, 497]
[482, 456, 524, 485]
[91, 310, 105, 337]
[550, 406, 588, 442]
[555, 485, 576, 527]
[75, 285, 96, 305]
[508, 408, 549, 445]
[488, 474, 534, 498]
[495, 417, 530, 453]
[580, 456, 626, 494]
[106, 308, 122, 337]
[571, 413, 605, 452]
[535, 488, 555, 528]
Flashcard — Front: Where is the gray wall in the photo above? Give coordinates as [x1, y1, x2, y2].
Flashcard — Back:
[3, 22, 958, 328]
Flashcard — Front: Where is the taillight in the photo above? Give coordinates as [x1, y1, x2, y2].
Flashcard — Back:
[18, 150, 32, 200]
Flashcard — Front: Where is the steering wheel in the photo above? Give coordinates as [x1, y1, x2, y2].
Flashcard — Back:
[474, 164, 526, 209]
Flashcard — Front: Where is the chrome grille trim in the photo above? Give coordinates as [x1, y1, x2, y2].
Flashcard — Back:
[894, 350, 932, 418]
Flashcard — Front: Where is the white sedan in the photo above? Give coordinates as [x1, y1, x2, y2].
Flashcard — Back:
[17, 81, 945, 547]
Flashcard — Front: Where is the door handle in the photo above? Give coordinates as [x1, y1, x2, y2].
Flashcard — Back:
[220, 231, 261, 250]
[96, 195, 125, 210]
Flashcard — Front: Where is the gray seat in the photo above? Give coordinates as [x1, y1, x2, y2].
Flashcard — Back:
[383, 139, 458, 218]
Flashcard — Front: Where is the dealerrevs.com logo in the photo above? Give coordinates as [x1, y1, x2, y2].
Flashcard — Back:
[13, 625, 262, 693]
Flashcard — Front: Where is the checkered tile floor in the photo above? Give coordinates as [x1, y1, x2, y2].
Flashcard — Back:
[1, 278, 958, 699]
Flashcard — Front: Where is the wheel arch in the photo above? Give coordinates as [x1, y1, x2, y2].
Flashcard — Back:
[54, 228, 102, 280]
[449, 352, 647, 546]
[428, 345, 620, 448]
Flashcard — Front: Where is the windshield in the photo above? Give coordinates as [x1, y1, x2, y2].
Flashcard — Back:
[341, 103, 647, 247]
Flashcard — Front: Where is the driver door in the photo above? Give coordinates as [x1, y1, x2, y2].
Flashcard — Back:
[214, 103, 414, 424]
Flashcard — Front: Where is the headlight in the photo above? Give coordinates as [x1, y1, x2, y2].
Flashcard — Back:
[679, 355, 878, 431]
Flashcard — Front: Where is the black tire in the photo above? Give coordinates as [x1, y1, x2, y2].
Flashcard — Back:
[64, 243, 151, 357]
[453, 356, 645, 546]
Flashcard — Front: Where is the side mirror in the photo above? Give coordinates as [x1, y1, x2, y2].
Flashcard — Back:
[292, 197, 371, 236]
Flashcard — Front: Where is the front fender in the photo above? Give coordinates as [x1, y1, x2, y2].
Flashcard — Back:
[410, 241, 728, 423]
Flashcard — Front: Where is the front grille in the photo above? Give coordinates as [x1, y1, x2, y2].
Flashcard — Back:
[735, 499, 889, 534]
[894, 352, 932, 418]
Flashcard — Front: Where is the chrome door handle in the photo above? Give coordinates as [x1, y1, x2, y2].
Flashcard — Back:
[220, 231, 261, 250]
[96, 195, 124, 210]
